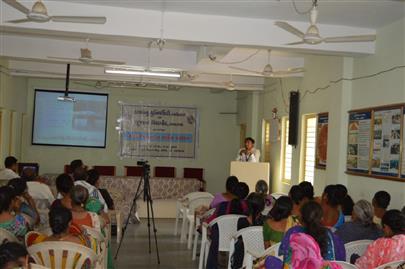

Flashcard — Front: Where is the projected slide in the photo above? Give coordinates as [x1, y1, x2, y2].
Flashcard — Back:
[32, 90, 108, 148]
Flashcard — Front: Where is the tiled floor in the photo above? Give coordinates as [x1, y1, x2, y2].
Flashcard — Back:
[111, 218, 199, 269]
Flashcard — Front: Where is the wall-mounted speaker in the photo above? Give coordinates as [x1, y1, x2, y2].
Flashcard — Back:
[288, 91, 299, 146]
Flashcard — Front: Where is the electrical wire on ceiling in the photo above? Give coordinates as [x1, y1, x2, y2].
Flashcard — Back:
[292, 0, 317, 15]
[277, 64, 405, 112]
[211, 49, 261, 65]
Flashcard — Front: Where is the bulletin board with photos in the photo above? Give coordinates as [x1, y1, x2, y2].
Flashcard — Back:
[346, 103, 405, 182]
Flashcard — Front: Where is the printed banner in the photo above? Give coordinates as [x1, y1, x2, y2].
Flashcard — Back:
[119, 104, 198, 158]
[316, 113, 328, 169]
[347, 111, 372, 173]
[371, 108, 401, 177]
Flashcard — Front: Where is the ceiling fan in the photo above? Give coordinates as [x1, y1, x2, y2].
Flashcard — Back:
[47, 40, 125, 65]
[275, 0, 376, 45]
[3, 0, 106, 24]
[229, 49, 304, 77]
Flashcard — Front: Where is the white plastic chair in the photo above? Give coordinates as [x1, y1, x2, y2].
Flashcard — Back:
[28, 241, 98, 269]
[177, 192, 213, 242]
[375, 260, 405, 269]
[185, 196, 214, 248]
[228, 226, 264, 269]
[0, 228, 19, 243]
[174, 192, 213, 236]
[30, 263, 51, 269]
[332, 261, 359, 269]
[198, 214, 246, 269]
[192, 208, 215, 260]
[261, 242, 282, 259]
[344, 240, 373, 262]
[82, 225, 107, 269]
[270, 193, 287, 200]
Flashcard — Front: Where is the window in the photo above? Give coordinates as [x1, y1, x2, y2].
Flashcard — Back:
[262, 119, 271, 162]
[302, 115, 317, 184]
[281, 117, 292, 181]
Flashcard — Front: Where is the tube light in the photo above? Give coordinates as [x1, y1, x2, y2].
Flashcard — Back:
[105, 69, 181, 78]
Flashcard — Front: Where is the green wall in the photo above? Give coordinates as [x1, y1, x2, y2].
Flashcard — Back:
[242, 17, 405, 209]
[19, 78, 239, 193]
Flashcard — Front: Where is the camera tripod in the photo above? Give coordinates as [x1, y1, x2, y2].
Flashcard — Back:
[114, 162, 160, 264]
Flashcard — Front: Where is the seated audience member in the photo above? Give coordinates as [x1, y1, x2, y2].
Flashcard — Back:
[31, 206, 85, 246]
[87, 169, 114, 210]
[355, 210, 405, 269]
[7, 178, 39, 225]
[335, 184, 354, 217]
[402, 206, 405, 215]
[206, 182, 250, 223]
[0, 156, 19, 180]
[23, 168, 54, 208]
[206, 182, 250, 269]
[298, 181, 314, 202]
[372, 190, 391, 226]
[289, 185, 305, 217]
[283, 233, 344, 269]
[335, 200, 383, 243]
[70, 185, 101, 231]
[52, 173, 74, 209]
[320, 185, 345, 229]
[239, 192, 266, 228]
[73, 167, 108, 214]
[279, 201, 346, 262]
[0, 186, 28, 240]
[255, 180, 274, 214]
[263, 196, 297, 249]
[210, 176, 238, 209]
[231, 193, 266, 269]
[69, 159, 85, 175]
[0, 242, 28, 269]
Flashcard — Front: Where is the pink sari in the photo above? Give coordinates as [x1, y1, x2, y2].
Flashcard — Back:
[287, 233, 342, 269]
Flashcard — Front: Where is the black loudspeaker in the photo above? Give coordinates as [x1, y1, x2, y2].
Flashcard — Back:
[288, 91, 299, 146]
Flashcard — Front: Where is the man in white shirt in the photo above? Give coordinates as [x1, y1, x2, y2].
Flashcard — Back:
[0, 156, 19, 180]
[236, 137, 261, 162]
[72, 166, 108, 213]
[22, 167, 55, 207]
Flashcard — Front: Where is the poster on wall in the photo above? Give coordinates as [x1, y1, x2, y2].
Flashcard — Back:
[316, 113, 328, 169]
[346, 111, 372, 174]
[401, 107, 405, 178]
[119, 103, 198, 159]
[371, 108, 401, 177]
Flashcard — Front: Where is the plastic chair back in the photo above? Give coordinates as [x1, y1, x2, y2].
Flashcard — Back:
[262, 242, 281, 258]
[30, 263, 50, 269]
[344, 240, 373, 262]
[332, 261, 359, 269]
[187, 196, 213, 213]
[375, 260, 405, 269]
[27, 241, 98, 269]
[270, 192, 288, 200]
[209, 214, 247, 251]
[0, 228, 19, 244]
[237, 226, 265, 258]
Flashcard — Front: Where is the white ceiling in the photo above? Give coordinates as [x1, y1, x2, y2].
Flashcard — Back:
[0, 0, 403, 91]
[51, 0, 405, 28]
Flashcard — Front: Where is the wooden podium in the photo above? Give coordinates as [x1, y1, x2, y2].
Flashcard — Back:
[230, 161, 270, 192]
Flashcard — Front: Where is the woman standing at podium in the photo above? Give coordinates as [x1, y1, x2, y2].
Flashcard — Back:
[236, 137, 260, 162]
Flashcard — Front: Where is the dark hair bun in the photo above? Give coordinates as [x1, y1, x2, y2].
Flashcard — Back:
[269, 196, 292, 221]
[49, 206, 72, 235]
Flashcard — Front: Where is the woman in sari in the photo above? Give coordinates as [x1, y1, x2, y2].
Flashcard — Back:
[0, 186, 28, 240]
[263, 196, 298, 249]
[355, 209, 405, 269]
[279, 201, 346, 263]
